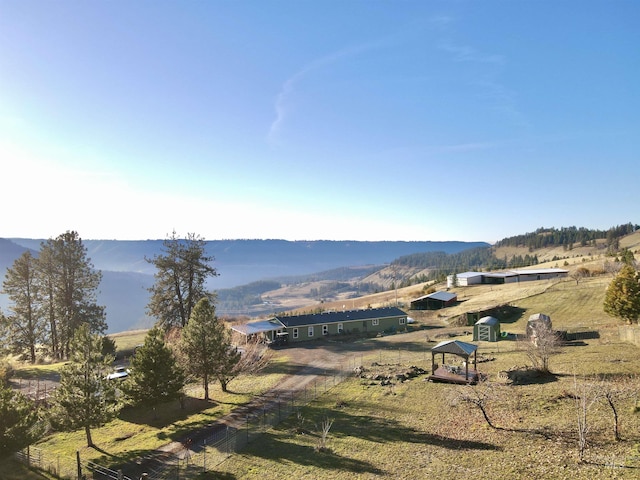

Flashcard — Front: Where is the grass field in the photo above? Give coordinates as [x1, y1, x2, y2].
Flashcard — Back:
[5, 273, 640, 479]
[212, 275, 640, 479]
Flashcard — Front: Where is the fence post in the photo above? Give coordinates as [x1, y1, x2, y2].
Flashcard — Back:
[118, 469, 123, 480]
[76, 451, 82, 480]
[203, 439, 206, 473]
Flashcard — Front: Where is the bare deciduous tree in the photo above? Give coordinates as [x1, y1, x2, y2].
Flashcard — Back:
[569, 267, 590, 285]
[315, 415, 334, 452]
[596, 374, 638, 441]
[520, 325, 561, 373]
[450, 380, 501, 430]
[573, 375, 600, 463]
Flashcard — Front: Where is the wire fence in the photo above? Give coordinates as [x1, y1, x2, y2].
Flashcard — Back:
[14, 346, 431, 480]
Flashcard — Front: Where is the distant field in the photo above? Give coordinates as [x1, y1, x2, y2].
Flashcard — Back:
[108, 329, 148, 356]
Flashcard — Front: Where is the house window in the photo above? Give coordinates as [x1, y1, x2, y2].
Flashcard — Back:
[308, 326, 314, 337]
[337, 323, 344, 333]
[293, 328, 299, 339]
[372, 319, 379, 326]
[322, 325, 329, 335]
[399, 317, 406, 325]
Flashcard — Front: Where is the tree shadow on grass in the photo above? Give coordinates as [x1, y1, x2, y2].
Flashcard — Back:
[279, 403, 499, 450]
[245, 436, 385, 475]
[240, 406, 500, 476]
[119, 397, 218, 429]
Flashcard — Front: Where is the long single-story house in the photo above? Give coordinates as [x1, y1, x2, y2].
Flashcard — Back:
[447, 268, 568, 287]
[231, 306, 408, 344]
[410, 291, 458, 310]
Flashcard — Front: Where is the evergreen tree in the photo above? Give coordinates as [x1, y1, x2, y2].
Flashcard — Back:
[0, 383, 44, 457]
[1, 251, 45, 363]
[49, 324, 119, 447]
[38, 231, 106, 359]
[604, 264, 640, 325]
[122, 327, 185, 416]
[181, 298, 239, 399]
[146, 231, 218, 329]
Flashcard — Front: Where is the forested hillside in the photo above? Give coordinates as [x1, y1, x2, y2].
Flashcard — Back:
[494, 224, 638, 250]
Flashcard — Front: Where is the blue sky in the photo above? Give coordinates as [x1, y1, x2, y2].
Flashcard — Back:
[1, 1, 638, 243]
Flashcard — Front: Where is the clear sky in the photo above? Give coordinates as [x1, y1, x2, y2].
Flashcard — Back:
[1, 1, 638, 244]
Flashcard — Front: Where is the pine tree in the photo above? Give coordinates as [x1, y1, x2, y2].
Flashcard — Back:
[49, 324, 120, 447]
[122, 327, 185, 417]
[604, 264, 640, 325]
[181, 298, 239, 399]
[146, 231, 218, 330]
[0, 383, 44, 456]
[1, 251, 45, 363]
[38, 231, 106, 359]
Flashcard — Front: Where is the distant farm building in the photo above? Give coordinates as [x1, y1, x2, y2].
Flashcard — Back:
[473, 316, 501, 342]
[447, 268, 568, 288]
[232, 307, 408, 344]
[410, 291, 458, 310]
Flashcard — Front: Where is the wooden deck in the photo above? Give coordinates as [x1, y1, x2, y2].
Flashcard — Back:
[428, 365, 479, 385]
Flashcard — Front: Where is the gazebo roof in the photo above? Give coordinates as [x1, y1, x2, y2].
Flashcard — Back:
[431, 340, 478, 357]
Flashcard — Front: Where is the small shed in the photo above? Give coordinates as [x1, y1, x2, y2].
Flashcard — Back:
[526, 313, 552, 338]
[473, 316, 501, 342]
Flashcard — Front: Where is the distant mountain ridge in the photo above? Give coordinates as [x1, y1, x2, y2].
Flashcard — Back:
[0, 238, 489, 333]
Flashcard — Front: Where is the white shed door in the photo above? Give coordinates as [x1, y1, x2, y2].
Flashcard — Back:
[478, 325, 491, 341]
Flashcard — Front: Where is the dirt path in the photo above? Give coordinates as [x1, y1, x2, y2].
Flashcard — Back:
[122, 341, 357, 478]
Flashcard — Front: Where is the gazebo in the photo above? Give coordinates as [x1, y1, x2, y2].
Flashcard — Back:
[429, 340, 479, 384]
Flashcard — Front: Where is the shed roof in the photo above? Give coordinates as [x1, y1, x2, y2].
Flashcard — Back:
[431, 340, 478, 357]
[231, 318, 285, 336]
[476, 316, 499, 326]
[276, 307, 407, 328]
[413, 291, 457, 303]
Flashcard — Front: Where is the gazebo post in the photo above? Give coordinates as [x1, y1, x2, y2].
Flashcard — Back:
[465, 355, 469, 380]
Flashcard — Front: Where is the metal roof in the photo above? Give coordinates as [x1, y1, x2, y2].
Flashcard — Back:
[483, 272, 518, 278]
[511, 268, 568, 275]
[528, 313, 551, 323]
[456, 271, 483, 278]
[276, 307, 407, 328]
[431, 340, 478, 357]
[476, 316, 499, 326]
[231, 318, 285, 336]
[413, 291, 457, 303]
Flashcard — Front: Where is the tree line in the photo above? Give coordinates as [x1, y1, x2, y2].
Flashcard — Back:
[1, 230, 265, 452]
[494, 223, 638, 251]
